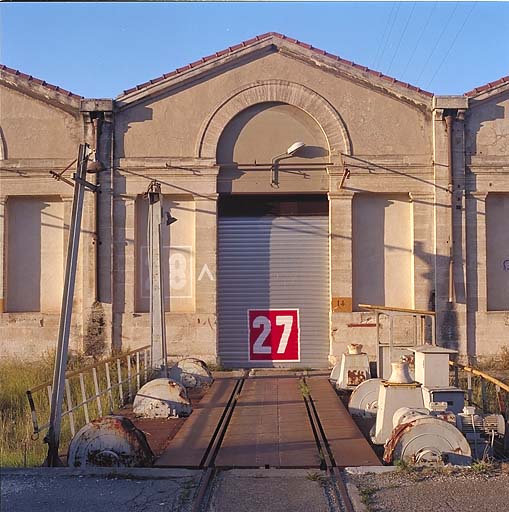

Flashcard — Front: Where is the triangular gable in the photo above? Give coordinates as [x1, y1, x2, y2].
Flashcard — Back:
[117, 32, 433, 109]
[0, 64, 82, 114]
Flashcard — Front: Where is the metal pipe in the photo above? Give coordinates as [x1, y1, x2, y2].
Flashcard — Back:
[45, 144, 90, 466]
[109, 113, 116, 353]
[445, 113, 455, 303]
[147, 181, 168, 375]
[92, 117, 102, 302]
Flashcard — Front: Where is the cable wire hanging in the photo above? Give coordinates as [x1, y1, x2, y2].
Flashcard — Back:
[427, 2, 477, 89]
[416, 2, 460, 83]
[401, 1, 438, 77]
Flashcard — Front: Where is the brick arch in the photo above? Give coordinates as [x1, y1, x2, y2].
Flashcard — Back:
[197, 80, 351, 162]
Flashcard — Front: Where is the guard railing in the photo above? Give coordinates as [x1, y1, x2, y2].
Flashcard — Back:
[450, 360, 509, 419]
[26, 345, 152, 440]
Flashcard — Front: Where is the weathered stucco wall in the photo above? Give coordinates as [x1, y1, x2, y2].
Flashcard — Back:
[1, 38, 507, 365]
[465, 88, 509, 358]
[0, 86, 80, 159]
[0, 79, 92, 360]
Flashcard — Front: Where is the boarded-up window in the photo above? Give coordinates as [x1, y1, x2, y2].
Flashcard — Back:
[6, 197, 64, 312]
[486, 193, 509, 311]
[352, 194, 414, 310]
[135, 196, 195, 312]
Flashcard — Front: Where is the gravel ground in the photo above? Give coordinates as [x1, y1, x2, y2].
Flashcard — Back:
[347, 463, 509, 512]
[209, 469, 331, 512]
[0, 468, 200, 512]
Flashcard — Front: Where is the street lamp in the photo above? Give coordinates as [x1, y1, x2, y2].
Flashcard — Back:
[271, 141, 306, 188]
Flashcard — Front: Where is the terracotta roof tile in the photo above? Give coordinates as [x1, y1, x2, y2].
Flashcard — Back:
[119, 32, 433, 98]
[0, 64, 83, 99]
[465, 75, 509, 97]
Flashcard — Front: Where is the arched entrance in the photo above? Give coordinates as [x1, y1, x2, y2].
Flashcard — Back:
[214, 98, 335, 368]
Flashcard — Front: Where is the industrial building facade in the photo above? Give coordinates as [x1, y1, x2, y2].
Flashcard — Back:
[0, 33, 508, 365]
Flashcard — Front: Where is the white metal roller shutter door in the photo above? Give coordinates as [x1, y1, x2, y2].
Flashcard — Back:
[218, 216, 330, 368]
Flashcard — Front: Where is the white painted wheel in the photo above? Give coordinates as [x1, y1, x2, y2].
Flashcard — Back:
[133, 378, 192, 418]
[348, 378, 382, 417]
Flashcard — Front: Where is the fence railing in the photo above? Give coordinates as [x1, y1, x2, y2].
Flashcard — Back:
[450, 360, 509, 419]
[26, 345, 152, 440]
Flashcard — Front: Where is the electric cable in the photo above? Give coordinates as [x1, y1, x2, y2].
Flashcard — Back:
[416, 2, 460, 83]
[374, 3, 401, 70]
[401, 1, 438, 77]
[427, 2, 477, 89]
[387, 2, 417, 75]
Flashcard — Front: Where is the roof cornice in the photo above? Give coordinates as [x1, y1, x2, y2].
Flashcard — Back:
[0, 64, 82, 115]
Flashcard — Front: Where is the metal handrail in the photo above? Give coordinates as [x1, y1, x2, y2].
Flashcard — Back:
[358, 304, 436, 316]
[449, 360, 509, 418]
[26, 345, 152, 440]
[449, 360, 509, 393]
[359, 303, 436, 379]
[29, 345, 150, 392]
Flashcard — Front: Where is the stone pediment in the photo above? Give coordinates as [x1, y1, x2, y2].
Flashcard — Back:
[116, 32, 433, 110]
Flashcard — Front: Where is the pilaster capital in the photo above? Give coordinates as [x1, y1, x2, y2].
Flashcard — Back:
[329, 191, 354, 200]
[194, 193, 219, 202]
[469, 191, 488, 200]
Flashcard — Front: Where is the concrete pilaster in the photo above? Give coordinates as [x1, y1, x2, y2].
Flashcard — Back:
[0, 197, 4, 313]
[329, 192, 355, 362]
[466, 192, 488, 361]
[195, 195, 218, 314]
[433, 98, 466, 354]
[411, 194, 435, 310]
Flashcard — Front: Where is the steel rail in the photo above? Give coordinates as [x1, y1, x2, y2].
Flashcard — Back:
[191, 372, 248, 512]
[301, 376, 356, 512]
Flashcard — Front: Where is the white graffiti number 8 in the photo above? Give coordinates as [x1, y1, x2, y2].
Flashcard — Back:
[252, 315, 293, 354]
[170, 252, 187, 290]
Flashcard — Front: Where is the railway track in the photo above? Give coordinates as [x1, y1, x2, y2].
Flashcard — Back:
[190, 372, 356, 512]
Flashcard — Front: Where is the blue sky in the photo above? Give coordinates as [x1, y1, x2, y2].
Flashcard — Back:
[1, 2, 508, 98]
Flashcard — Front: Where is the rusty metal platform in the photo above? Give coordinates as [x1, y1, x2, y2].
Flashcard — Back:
[215, 376, 321, 468]
[307, 376, 381, 467]
[155, 373, 380, 469]
[155, 377, 237, 467]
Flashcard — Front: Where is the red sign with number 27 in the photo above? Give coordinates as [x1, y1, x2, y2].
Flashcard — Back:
[248, 309, 300, 362]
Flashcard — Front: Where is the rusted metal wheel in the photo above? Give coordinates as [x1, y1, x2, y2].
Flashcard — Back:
[67, 415, 154, 468]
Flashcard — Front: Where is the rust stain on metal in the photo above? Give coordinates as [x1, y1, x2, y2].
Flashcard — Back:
[347, 370, 369, 386]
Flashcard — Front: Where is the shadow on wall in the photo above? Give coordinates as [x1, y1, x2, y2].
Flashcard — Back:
[466, 91, 507, 158]
[114, 104, 153, 159]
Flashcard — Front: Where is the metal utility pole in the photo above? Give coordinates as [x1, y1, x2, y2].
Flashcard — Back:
[145, 181, 175, 375]
[45, 143, 99, 466]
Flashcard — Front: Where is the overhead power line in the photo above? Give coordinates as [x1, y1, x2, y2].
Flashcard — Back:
[387, 2, 417, 75]
[401, 1, 438, 77]
[427, 2, 477, 88]
[374, 3, 402, 70]
[416, 2, 460, 83]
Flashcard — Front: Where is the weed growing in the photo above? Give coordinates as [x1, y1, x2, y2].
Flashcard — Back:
[0, 349, 140, 467]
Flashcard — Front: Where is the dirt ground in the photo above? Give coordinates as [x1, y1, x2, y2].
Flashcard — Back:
[347, 463, 509, 512]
